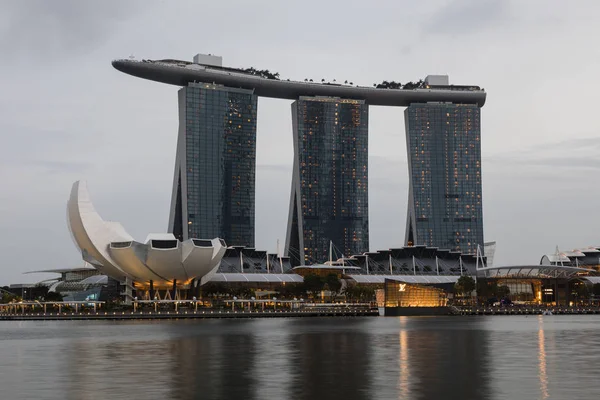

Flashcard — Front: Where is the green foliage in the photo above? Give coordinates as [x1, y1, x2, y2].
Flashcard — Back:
[44, 291, 63, 302]
[374, 79, 424, 90]
[476, 279, 498, 298]
[276, 283, 305, 298]
[243, 67, 280, 80]
[455, 275, 476, 296]
[343, 285, 375, 301]
[303, 274, 324, 293]
[324, 274, 341, 294]
[1, 292, 17, 304]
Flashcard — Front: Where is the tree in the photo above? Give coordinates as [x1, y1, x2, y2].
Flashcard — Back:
[1, 292, 16, 304]
[477, 279, 498, 299]
[303, 274, 324, 293]
[325, 273, 341, 294]
[455, 275, 476, 296]
[44, 291, 63, 302]
[344, 284, 375, 302]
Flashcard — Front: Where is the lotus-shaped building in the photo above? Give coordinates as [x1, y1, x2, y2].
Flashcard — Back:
[67, 181, 226, 291]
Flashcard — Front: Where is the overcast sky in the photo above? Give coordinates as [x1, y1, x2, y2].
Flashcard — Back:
[1, 0, 600, 285]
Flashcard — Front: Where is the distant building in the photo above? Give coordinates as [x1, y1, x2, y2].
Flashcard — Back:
[286, 97, 369, 266]
[540, 246, 600, 269]
[113, 56, 488, 260]
[168, 83, 258, 247]
[404, 103, 483, 254]
[218, 246, 293, 273]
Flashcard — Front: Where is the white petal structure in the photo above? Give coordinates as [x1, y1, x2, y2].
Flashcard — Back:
[67, 181, 226, 288]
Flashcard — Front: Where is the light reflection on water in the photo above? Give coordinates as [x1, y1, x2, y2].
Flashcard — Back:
[1, 316, 600, 399]
[538, 319, 549, 400]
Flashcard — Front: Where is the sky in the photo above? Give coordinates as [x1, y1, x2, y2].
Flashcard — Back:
[1, 0, 600, 285]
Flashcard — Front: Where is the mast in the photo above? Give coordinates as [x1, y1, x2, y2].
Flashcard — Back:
[389, 253, 393, 274]
[435, 256, 439, 275]
[412, 255, 416, 275]
[277, 239, 284, 273]
[267, 251, 270, 273]
[329, 240, 333, 264]
[366, 254, 370, 275]
[459, 257, 464, 275]
[240, 250, 244, 273]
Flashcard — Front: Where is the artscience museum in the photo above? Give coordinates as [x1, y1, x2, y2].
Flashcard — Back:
[67, 180, 227, 299]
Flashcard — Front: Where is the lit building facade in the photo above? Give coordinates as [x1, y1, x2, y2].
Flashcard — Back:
[169, 83, 258, 246]
[286, 97, 369, 266]
[404, 103, 483, 254]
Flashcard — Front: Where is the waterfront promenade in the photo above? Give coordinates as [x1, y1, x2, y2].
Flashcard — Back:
[452, 305, 600, 315]
[0, 305, 379, 321]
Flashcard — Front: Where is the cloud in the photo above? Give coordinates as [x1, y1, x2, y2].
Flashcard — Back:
[31, 160, 93, 175]
[487, 136, 600, 172]
[0, 0, 152, 61]
[424, 0, 510, 35]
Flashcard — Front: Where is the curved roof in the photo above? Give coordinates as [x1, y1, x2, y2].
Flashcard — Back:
[209, 273, 304, 283]
[112, 59, 486, 107]
[478, 265, 597, 279]
[24, 267, 97, 274]
[349, 275, 460, 284]
[293, 264, 361, 270]
[580, 276, 600, 284]
[67, 180, 227, 288]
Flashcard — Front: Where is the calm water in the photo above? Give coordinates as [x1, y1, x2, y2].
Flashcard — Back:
[1, 316, 599, 399]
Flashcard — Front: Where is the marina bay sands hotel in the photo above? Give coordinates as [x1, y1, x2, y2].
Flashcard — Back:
[112, 54, 486, 266]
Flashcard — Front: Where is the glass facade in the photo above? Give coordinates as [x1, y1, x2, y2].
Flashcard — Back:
[384, 280, 448, 308]
[169, 83, 257, 247]
[286, 97, 369, 266]
[404, 103, 483, 254]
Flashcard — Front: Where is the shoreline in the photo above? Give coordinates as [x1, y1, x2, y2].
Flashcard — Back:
[0, 308, 379, 321]
[453, 306, 600, 316]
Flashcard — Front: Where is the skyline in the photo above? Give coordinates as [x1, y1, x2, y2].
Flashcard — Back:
[2, 0, 600, 285]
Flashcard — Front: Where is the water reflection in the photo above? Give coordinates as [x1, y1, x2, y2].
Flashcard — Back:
[400, 318, 491, 400]
[538, 319, 549, 400]
[287, 319, 372, 400]
[2, 317, 600, 399]
[398, 327, 410, 398]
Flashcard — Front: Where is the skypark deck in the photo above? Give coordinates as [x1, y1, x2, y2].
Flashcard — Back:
[112, 59, 486, 107]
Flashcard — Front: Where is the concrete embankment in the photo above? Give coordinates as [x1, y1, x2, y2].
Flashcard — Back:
[453, 307, 600, 316]
[0, 308, 379, 321]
